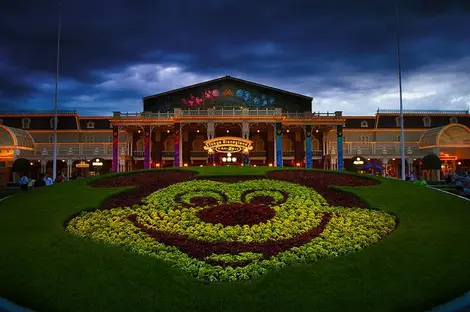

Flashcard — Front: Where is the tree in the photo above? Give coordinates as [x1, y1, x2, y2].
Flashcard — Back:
[421, 154, 441, 170]
[421, 154, 442, 181]
[12, 158, 31, 174]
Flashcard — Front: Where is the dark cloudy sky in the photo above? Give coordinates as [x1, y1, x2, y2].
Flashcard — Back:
[1, 0, 470, 116]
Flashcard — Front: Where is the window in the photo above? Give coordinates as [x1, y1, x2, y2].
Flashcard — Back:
[423, 116, 431, 127]
[86, 121, 95, 129]
[0, 119, 3, 125]
[48, 135, 54, 143]
[107, 136, 113, 143]
[85, 135, 95, 143]
[395, 117, 402, 127]
[22, 118, 31, 129]
[50, 117, 58, 129]
[360, 134, 370, 143]
[396, 134, 401, 142]
[449, 116, 458, 124]
[360, 120, 368, 128]
[312, 138, 320, 151]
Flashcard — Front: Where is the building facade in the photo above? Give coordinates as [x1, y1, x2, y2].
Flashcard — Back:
[0, 76, 469, 184]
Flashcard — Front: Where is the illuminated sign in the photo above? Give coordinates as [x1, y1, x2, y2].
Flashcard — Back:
[203, 137, 253, 154]
[76, 161, 89, 168]
[439, 153, 458, 161]
[353, 157, 364, 165]
[92, 158, 104, 167]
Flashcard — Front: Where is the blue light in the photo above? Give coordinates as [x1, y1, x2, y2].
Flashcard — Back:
[236, 89, 244, 98]
[253, 97, 260, 105]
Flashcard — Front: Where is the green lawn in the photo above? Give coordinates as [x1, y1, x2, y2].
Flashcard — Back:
[1, 167, 470, 311]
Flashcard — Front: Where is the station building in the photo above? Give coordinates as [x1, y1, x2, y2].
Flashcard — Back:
[0, 76, 469, 184]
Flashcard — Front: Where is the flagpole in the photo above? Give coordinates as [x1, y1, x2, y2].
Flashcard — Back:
[395, 3, 406, 180]
[52, 2, 62, 181]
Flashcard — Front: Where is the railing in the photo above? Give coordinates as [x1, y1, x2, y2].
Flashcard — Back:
[328, 142, 420, 156]
[282, 151, 296, 157]
[26, 143, 127, 158]
[114, 109, 343, 119]
[133, 151, 144, 157]
[162, 151, 174, 158]
[283, 112, 341, 118]
[190, 151, 207, 158]
[377, 109, 469, 115]
[0, 109, 77, 115]
[251, 152, 267, 157]
[312, 150, 323, 156]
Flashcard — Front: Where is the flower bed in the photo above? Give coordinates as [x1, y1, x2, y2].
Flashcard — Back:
[68, 178, 396, 281]
[91, 170, 196, 209]
[268, 171, 378, 208]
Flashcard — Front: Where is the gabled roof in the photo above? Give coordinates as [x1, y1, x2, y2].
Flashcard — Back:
[142, 75, 313, 100]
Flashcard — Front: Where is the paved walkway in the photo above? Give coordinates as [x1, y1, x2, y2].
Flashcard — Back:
[428, 292, 470, 312]
[0, 298, 33, 312]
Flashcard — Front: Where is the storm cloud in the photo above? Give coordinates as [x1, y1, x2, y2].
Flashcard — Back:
[1, 0, 469, 115]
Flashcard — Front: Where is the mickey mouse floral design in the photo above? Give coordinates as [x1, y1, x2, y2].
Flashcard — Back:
[67, 179, 396, 281]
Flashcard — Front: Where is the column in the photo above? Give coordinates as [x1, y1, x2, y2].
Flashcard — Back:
[41, 159, 47, 174]
[66, 159, 73, 178]
[207, 122, 215, 139]
[143, 126, 151, 169]
[305, 125, 313, 168]
[336, 124, 344, 170]
[112, 125, 119, 172]
[275, 122, 283, 167]
[174, 123, 181, 167]
[242, 121, 249, 139]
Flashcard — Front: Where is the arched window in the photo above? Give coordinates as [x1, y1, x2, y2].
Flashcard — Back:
[251, 135, 265, 152]
[85, 135, 95, 143]
[86, 121, 95, 129]
[22, 118, 31, 129]
[163, 137, 174, 151]
[192, 136, 205, 151]
[312, 138, 320, 151]
[50, 117, 58, 129]
[0, 119, 3, 125]
[48, 135, 54, 143]
[360, 120, 368, 128]
[107, 136, 113, 143]
[282, 137, 293, 151]
[449, 116, 458, 124]
[395, 117, 402, 127]
[360, 134, 370, 143]
[136, 138, 144, 151]
[396, 134, 401, 142]
[423, 116, 431, 127]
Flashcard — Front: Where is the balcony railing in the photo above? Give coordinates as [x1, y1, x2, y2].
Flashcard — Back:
[283, 151, 296, 157]
[133, 151, 144, 157]
[190, 151, 207, 158]
[250, 152, 267, 157]
[162, 151, 174, 158]
[328, 142, 421, 156]
[23, 143, 127, 158]
[113, 109, 343, 119]
[377, 109, 469, 115]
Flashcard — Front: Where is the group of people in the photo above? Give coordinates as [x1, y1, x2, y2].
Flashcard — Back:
[446, 171, 470, 198]
[384, 172, 428, 186]
[19, 172, 68, 190]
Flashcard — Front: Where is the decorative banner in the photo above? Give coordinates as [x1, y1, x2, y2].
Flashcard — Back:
[112, 126, 119, 172]
[144, 128, 150, 169]
[305, 125, 312, 168]
[203, 137, 253, 154]
[336, 125, 344, 170]
[174, 123, 180, 167]
[276, 123, 283, 167]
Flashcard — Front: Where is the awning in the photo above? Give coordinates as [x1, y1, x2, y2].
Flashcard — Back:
[0, 125, 34, 150]
[418, 123, 470, 149]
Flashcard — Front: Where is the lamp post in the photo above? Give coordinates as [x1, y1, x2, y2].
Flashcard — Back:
[52, 2, 62, 181]
[395, 3, 406, 180]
